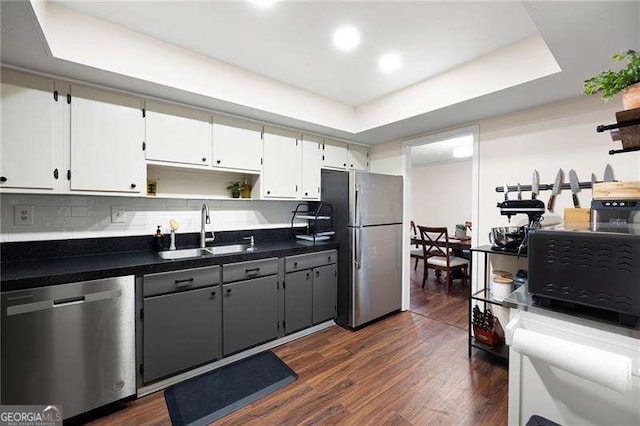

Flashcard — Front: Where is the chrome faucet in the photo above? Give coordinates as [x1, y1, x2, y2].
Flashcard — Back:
[200, 204, 215, 248]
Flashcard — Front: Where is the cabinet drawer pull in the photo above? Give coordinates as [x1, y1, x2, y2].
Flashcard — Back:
[293, 262, 298, 268]
[226, 288, 232, 294]
[306, 272, 310, 279]
[211, 290, 217, 296]
[328, 256, 332, 262]
[0, 176, 7, 183]
[316, 271, 320, 277]
[130, 183, 137, 189]
[245, 267, 260, 275]
[174, 278, 194, 286]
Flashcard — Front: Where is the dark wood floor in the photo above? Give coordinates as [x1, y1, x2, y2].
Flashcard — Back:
[90, 263, 508, 425]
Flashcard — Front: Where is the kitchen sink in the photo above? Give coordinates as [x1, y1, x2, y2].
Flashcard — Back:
[206, 244, 250, 255]
[158, 244, 250, 260]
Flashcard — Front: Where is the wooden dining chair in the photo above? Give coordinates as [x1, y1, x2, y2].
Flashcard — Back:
[410, 221, 423, 270]
[417, 225, 469, 293]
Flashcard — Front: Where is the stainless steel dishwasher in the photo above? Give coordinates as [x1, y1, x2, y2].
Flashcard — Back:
[1, 275, 136, 419]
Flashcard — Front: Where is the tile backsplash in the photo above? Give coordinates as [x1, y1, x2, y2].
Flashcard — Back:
[1, 194, 303, 242]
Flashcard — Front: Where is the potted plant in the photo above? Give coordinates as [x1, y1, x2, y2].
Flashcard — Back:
[583, 49, 640, 110]
[455, 224, 467, 239]
[227, 182, 242, 198]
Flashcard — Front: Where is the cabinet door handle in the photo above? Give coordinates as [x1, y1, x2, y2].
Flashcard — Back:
[202, 157, 207, 162]
[130, 183, 137, 189]
[0, 176, 7, 183]
[306, 272, 310, 279]
[211, 290, 217, 296]
[216, 160, 221, 164]
[53, 169, 59, 179]
[267, 190, 271, 195]
[245, 267, 260, 276]
[293, 262, 298, 268]
[295, 184, 298, 192]
[174, 278, 194, 286]
[350, 164, 354, 168]
[316, 271, 320, 277]
[304, 192, 308, 196]
[226, 288, 232, 295]
[328, 256, 332, 262]
[343, 163, 347, 167]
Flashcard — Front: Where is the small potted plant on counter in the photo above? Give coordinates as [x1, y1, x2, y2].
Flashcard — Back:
[455, 223, 467, 239]
[227, 182, 242, 199]
[583, 49, 640, 110]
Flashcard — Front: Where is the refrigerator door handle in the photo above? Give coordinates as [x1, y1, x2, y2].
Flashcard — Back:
[354, 183, 360, 227]
[354, 227, 362, 270]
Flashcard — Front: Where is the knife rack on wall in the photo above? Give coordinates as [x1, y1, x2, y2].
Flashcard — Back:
[495, 182, 598, 193]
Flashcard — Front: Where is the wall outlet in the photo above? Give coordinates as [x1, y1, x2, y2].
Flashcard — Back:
[14, 205, 34, 226]
[111, 206, 126, 224]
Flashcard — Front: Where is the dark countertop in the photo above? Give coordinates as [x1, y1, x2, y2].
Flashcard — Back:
[1, 239, 339, 292]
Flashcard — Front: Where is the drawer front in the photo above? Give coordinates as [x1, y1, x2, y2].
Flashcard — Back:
[222, 258, 279, 283]
[143, 266, 221, 297]
[285, 250, 337, 272]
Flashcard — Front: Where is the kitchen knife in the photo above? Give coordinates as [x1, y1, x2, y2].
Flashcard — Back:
[569, 169, 580, 208]
[532, 170, 540, 200]
[517, 183, 522, 200]
[604, 164, 614, 182]
[547, 169, 563, 212]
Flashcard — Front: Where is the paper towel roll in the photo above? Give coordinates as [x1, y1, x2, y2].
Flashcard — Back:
[512, 328, 633, 393]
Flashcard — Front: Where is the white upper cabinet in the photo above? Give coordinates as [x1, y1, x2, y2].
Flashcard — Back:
[212, 118, 263, 172]
[262, 130, 301, 198]
[348, 144, 370, 171]
[70, 85, 145, 193]
[301, 136, 322, 200]
[145, 102, 212, 166]
[322, 139, 348, 170]
[0, 71, 57, 190]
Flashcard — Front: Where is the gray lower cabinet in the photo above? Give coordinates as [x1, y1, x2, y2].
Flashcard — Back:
[312, 263, 337, 324]
[222, 275, 279, 355]
[284, 270, 313, 334]
[143, 285, 221, 383]
[284, 250, 337, 334]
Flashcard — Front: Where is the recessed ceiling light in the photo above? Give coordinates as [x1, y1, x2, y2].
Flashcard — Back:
[249, 0, 277, 8]
[378, 53, 402, 73]
[453, 145, 473, 158]
[333, 26, 360, 52]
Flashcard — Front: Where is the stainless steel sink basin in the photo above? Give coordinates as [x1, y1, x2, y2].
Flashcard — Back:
[158, 244, 250, 260]
[206, 243, 250, 255]
[158, 248, 212, 260]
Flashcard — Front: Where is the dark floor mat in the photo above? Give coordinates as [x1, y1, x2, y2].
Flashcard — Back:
[164, 350, 297, 426]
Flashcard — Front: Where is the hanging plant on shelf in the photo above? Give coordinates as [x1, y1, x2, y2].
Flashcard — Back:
[583, 49, 640, 110]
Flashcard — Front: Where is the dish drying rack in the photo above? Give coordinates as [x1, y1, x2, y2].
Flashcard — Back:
[290, 202, 334, 243]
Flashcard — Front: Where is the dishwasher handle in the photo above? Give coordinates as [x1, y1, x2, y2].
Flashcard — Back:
[7, 288, 122, 316]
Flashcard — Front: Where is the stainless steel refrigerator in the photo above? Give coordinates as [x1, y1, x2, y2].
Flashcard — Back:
[321, 170, 403, 328]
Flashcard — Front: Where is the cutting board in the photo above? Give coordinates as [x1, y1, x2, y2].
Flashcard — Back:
[563, 208, 591, 228]
[593, 181, 640, 200]
[615, 107, 640, 149]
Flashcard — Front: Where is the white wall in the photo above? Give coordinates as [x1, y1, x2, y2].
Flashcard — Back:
[0, 194, 300, 242]
[411, 160, 472, 235]
[477, 95, 640, 243]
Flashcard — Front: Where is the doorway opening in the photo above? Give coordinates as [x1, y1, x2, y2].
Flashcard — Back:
[401, 127, 479, 329]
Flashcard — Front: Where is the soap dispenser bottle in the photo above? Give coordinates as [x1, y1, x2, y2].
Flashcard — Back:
[153, 225, 165, 252]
